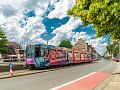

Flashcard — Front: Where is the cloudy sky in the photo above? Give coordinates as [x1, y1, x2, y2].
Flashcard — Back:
[0, 0, 110, 55]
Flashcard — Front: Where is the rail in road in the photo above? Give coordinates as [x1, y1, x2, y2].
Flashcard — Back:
[0, 59, 117, 90]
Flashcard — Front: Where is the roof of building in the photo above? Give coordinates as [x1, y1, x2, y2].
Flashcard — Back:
[8, 42, 23, 49]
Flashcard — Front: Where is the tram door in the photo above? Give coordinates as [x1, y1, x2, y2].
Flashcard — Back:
[34, 45, 50, 67]
[34, 45, 41, 67]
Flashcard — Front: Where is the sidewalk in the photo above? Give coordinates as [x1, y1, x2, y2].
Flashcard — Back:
[94, 62, 120, 90]
[104, 62, 120, 90]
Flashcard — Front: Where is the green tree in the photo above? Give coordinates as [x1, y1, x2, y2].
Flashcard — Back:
[106, 40, 119, 57]
[67, 0, 120, 40]
[0, 26, 9, 54]
[59, 40, 73, 49]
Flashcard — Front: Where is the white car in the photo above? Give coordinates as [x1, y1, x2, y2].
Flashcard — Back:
[0, 57, 4, 63]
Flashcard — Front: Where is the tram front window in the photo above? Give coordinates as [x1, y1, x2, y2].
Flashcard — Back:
[26, 45, 34, 58]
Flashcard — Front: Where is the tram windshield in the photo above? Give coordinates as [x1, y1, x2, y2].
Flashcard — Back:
[26, 45, 34, 58]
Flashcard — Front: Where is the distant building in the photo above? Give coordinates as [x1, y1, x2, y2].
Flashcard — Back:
[74, 38, 92, 53]
[104, 51, 112, 58]
[7, 42, 23, 54]
[3, 42, 24, 62]
[88, 45, 92, 53]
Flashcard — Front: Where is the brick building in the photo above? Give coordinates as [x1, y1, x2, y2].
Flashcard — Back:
[3, 42, 24, 62]
[7, 42, 23, 54]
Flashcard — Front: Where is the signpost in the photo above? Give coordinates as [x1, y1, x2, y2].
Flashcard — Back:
[9, 62, 13, 76]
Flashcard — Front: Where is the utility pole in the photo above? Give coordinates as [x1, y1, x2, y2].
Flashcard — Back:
[47, 41, 48, 45]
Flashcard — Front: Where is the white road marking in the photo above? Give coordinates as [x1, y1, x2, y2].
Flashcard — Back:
[49, 72, 96, 90]
[99, 62, 112, 71]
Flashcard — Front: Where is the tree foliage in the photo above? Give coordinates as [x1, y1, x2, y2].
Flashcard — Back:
[58, 40, 73, 49]
[67, 0, 120, 40]
[106, 40, 119, 57]
[0, 26, 9, 54]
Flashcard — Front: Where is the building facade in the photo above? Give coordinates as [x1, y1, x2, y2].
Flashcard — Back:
[104, 51, 112, 58]
[3, 42, 24, 62]
[74, 38, 92, 53]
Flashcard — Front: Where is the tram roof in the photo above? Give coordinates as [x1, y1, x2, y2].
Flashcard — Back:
[26, 44, 63, 49]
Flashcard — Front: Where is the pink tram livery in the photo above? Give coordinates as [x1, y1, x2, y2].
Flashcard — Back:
[25, 44, 93, 69]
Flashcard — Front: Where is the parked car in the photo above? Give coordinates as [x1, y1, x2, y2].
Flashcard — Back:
[113, 58, 116, 61]
[0, 57, 4, 63]
[116, 58, 119, 62]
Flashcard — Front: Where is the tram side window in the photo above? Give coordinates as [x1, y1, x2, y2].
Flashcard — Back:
[89, 54, 91, 58]
[85, 53, 87, 57]
[35, 48, 40, 57]
[75, 52, 77, 57]
[68, 51, 72, 58]
[41, 49, 44, 57]
[50, 49, 56, 58]
[58, 50, 62, 54]
[81, 53, 83, 57]
[57, 50, 62, 57]
[45, 49, 48, 57]
[78, 52, 80, 57]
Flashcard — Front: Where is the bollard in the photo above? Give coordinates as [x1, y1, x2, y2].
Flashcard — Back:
[9, 62, 13, 76]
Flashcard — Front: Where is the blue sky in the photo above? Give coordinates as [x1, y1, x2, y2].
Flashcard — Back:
[0, 0, 110, 55]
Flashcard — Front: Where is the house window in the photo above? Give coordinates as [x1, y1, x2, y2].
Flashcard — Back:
[82, 45, 85, 48]
[14, 46, 17, 48]
[82, 49, 85, 51]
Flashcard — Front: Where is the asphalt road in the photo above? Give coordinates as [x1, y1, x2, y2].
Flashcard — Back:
[0, 59, 117, 90]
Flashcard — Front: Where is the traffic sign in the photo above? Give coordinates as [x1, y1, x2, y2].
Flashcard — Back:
[9, 62, 12, 69]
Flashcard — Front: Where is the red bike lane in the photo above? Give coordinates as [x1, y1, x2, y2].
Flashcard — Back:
[51, 72, 110, 90]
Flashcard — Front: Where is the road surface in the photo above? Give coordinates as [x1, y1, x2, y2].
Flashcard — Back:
[0, 59, 117, 90]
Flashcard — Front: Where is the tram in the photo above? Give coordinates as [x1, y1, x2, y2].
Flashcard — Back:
[25, 44, 93, 69]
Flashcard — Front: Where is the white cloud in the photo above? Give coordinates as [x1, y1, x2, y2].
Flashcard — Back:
[49, 16, 82, 45]
[48, 0, 75, 19]
[0, 0, 50, 47]
[52, 17, 82, 34]
[51, 27, 54, 29]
